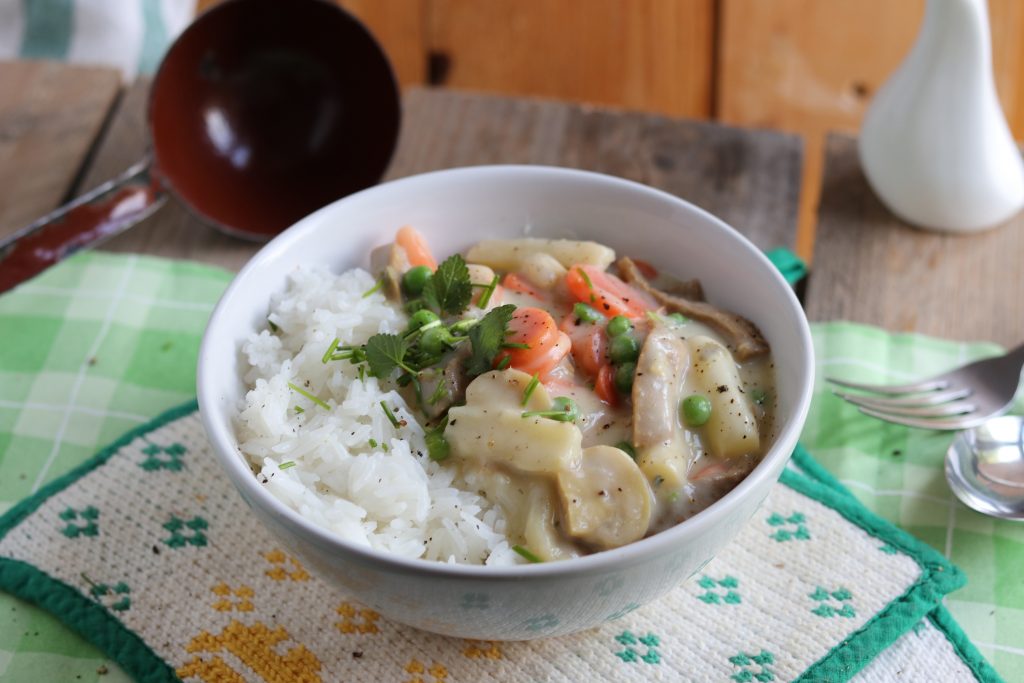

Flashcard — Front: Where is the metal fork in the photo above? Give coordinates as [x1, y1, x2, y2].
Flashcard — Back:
[827, 343, 1024, 430]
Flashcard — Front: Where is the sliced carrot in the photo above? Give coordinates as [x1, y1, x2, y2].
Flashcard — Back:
[565, 264, 652, 319]
[395, 226, 437, 271]
[502, 272, 542, 299]
[494, 307, 568, 376]
[594, 364, 617, 406]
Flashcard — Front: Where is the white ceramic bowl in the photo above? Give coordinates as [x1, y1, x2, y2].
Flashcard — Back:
[197, 166, 814, 640]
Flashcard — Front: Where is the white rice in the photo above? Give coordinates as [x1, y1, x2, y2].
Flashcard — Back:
[236, 265, 521, 565]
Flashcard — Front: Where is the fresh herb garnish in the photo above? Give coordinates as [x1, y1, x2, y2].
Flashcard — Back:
[425, 415, 450, 461]
[477, 273, 500, 309]
[295, 406, 305, 414]
[522, 396, 579, 422]
[465, 304, 516, 377]
[268, 319, 279, 333]
[423, 254, 473, 315]
[362, 277, 384, 298]
[428, 377, 448, 405]
[380, 401, 401, 428]
[496, 355, 512, 370]
[322, 338, 340, 364]
[577, 267, 593, 289]
[616, 441, 637, 459]
[501, 342, 531, 350]
[512, 545, 542, 563]
[752, 388, 768, 406]
[364, 333, 415, 378]
[521, 373, 540, 406]
[369, 438, 378, 448]
[287, 382, 330, 410]
[279, 461, 297, 470]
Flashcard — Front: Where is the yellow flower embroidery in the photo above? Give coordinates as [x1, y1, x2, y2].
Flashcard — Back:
[177, 620, 322, 683]
[263, 549, 310, 582]
[336, 602, 381, 634]
[404, 658, 448, 683]
[463, 640, 503, 659]
[210, 583, 254, 612]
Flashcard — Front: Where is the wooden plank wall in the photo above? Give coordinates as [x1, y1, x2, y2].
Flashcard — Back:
[194, 0, 1024, 258]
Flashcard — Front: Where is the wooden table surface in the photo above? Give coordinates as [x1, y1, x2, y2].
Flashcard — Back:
[1, 60, 1022, 347]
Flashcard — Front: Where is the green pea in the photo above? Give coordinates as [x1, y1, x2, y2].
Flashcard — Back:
[550, 396, 580, 422]
[404, 298, 428, 314]
[573, 302, 604, 324]
[614, 362, 636, 395]
[408, 309, 440, 331]
[607, 315, 632, 337]
[609, 334, 640, 364]
[402, 265, 433, 296]
[420, 326, 453, 355]
[616, 441, 637, 460]
[682, 394, 712, 427]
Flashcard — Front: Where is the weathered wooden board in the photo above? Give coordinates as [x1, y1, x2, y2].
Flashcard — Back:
[85, 86, 801, 269]
[387, 89, 803, 252]
[0, 61, 121, 237]
[806, 134, 1024, 346]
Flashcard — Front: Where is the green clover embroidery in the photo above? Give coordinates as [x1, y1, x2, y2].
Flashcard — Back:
[89, 581, 131, 612]
[614, 631, 661, 664]
[730, 650, 775, 681]
[696, 575, 741, 605]
[59, 506, 99, 538]
[140, 442, 187, 471]
[810, 586, 856, 618]
[162, 515, 208, 548]
[766, 511, 809, 542]
[523, 614, 559, 632]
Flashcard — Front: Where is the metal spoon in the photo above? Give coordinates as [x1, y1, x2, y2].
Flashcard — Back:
[945, 415, 1024, 520]
[0, 0, 401, 293]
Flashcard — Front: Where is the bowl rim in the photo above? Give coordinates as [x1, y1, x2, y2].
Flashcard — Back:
[197, 164, 815, 580]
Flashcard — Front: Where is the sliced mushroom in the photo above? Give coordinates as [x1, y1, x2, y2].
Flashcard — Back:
[632, 325, 692, 489]
[445, 370, 583, 474]
[557, 445, 653, 550]
[617, 256, 769, 360]
[415, 346, 471, 419]
[467, 238, 615, 271]
[370, 243, 413, 301]
[684, 336, 760, 459]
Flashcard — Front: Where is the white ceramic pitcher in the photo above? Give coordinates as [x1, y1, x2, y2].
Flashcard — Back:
[859, 0, 1024, 233]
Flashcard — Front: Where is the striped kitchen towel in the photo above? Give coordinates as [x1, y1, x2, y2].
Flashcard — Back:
[0, 0, 195, 80]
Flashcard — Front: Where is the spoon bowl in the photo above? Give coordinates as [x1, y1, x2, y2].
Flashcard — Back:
[945, 415, 1024, 520]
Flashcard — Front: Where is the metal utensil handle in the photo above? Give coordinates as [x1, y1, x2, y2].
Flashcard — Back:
[0, 157, 167, 294]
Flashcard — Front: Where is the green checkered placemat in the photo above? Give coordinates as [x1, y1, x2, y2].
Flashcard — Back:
[0, 251, 1015, 680]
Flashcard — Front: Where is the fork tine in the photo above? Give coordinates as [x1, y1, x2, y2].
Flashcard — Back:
[856, 407, 993, 431]
[825, 376, 950, 394]
[841, 396, 976, 417]
[832, 387, 972, 408]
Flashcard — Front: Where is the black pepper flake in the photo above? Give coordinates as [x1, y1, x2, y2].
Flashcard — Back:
[717, 385, 729, 393]
[602, 303, 611, 311]
[353, 651, 363, 659]
[152, 545, 161, 555]
[450, 419, 457, 426]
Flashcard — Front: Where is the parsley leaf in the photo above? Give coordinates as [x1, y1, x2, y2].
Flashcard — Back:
[423, 254, 472, 315]
[364, 333, 413, 378]
[465, 304, 516, 377]
[425, 415, 450, 461]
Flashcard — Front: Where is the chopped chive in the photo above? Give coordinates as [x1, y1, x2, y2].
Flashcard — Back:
[369, 438, 378, 448]
[501, 342, 531, 350]
[362, 277, 384, 298]
[521, 373, 540, 406]
[512, 545, 542, 563]
[477, 274, 500, 309]
[268, 319, 279, 333]
[496, 355, 512, 370]
[522, 397, 578, 422]
[752, 388, 768, 406]
[380, 401, 401, 428]
[287, 382, 330, 410]
[428, 378, 448, 405]
[279, 461, 297, 470]
[577, 267, 593, 289]
[382, 443, 389, 452]
[425, 415, 450, 461]
[294, 406, 305, 414]
[358, 365, 367, 382]
[322, 338, 340, 364]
